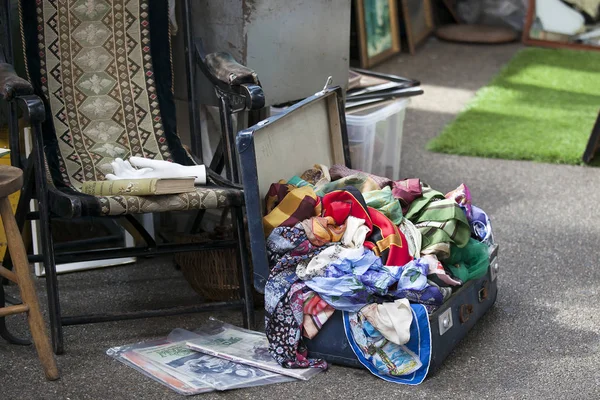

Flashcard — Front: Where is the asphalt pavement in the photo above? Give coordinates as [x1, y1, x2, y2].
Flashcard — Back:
[1, 38, 599, 399]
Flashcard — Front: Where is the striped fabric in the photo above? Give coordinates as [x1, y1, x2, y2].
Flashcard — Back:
[322, 187, 413, 267]
[263, 183, 322, 237]
[405, 185, 470, 256]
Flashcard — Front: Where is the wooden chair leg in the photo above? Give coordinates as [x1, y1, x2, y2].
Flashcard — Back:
[0, 196, 59, 380]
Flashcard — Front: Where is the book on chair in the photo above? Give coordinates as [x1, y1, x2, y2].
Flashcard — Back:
[81, 177, 196, 196]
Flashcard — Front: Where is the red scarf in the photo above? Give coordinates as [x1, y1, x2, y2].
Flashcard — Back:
[322, 187, 412, 266]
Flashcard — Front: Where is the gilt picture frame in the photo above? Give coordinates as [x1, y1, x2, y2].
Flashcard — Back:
[522, 0, 600, 52]
[355, 0, 401, 68]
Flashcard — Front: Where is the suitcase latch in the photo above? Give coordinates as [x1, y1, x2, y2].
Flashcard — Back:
[490, 256, 499, 281]
[459, 304, 474, 323]
[438, 308, 453, 336]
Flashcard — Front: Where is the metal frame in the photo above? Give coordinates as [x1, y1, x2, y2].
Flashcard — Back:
[0, 0, 264, 354]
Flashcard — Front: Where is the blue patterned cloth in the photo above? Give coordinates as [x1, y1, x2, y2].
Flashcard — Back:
[344, 304, 432, 385]
[304, 255, 443, 312]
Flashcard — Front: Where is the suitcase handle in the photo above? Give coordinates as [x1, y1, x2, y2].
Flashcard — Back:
[459, 304, 473, 323]
[478, 280, 489, 303]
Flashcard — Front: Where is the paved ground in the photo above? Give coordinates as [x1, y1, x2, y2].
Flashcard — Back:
[2, 38, 600, 399]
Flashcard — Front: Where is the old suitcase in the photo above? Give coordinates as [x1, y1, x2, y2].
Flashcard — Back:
[236, 86, 499, 381]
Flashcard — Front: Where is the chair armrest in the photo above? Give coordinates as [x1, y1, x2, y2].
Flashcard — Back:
[204, 52, 259, 86]
[0, 63, 33, 101]
[192, 39, 265, 111]
[207, 168, 243, 190]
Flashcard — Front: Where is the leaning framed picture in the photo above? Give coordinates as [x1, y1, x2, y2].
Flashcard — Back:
[355, 0, 401, 68]
[401, 0, 434, 55]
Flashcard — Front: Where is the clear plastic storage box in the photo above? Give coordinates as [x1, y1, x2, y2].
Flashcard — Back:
[345, 98, 409, 181]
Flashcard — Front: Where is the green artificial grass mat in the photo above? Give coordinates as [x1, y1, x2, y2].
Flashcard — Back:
[427, 47, 600, 165]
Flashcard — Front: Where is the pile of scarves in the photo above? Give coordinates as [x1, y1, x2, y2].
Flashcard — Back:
[263, 164, 494, 381]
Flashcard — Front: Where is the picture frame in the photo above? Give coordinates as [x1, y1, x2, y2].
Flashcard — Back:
[355, 0, 401, 68]
[522, 0, 600, 52]
[401, 0, 435, 55]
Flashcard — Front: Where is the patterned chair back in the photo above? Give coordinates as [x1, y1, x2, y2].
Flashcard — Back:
[19, 0, 192, 190]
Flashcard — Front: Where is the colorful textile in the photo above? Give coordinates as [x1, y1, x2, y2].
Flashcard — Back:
[396, 259, 429, 292]
[404, 184, 445, 220]
[300, 216, 346, 247]
[321, 187, 373, 231]
[263, 184, 321, 237]
[344, 304, 432, 385]
[287, 176, 312, 188]
[329, 164, 392, 188]
[445, 238, 490, 283]
[302, 291, 335, 339]
[300, 164, 331, 186]
[322, 188, 412, 267]
[471, 205, 494, 248]
[341, 216, 370, 249]
[365, 207, 412, 267]
[392, 179, 422, 214]
[264, 226, 329, 369]
[265, 181, 295, 213]
[360, 299, 413, 345]
[392, 286, 444, 314]
[303, 253, 440, 312]
[347, 315, 421, 376]
[405, 185, 471, 256]
[363, 186, 404, 225]
[428, 279, 453, 303]
[398, 218, 422, 259]
[303, 248, 398, 311]
[421, 243, 451, 260]
[445, 183, 473, 221]
[422, 255, 462, 286]
[296, 245, 366, 281]
[316, 174, 380, 196]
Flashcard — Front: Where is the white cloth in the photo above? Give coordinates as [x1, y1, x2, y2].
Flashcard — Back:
[296, 245, 364, 281]
[104, 157, 207, 184]
[360, 299, 413, 345]
[341, 216, 370, 249]
[398, 218, 422, 258]
[297, 217, 369, 280]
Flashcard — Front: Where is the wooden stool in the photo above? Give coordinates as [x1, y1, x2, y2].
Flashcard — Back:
[0, 165, 59, 380]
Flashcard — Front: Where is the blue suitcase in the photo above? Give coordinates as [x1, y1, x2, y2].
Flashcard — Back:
[236, 86, 499, 379]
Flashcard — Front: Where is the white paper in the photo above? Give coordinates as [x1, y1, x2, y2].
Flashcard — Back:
[186, 321, 322, 381]
[134, 341, 294, 391]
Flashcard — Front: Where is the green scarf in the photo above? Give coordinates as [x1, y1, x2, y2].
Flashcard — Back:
[362, 186, 404, 225]
[405, 185, 470, 254]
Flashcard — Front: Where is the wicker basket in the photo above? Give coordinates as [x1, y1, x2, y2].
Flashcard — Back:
[174, 213, 260, 303]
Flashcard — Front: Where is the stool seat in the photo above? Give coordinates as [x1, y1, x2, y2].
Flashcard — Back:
[0, 165, 23, 198]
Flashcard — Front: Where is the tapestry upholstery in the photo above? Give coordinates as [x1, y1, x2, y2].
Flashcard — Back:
[20, 0, 191, 191]
[97, 186, 244, 215]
